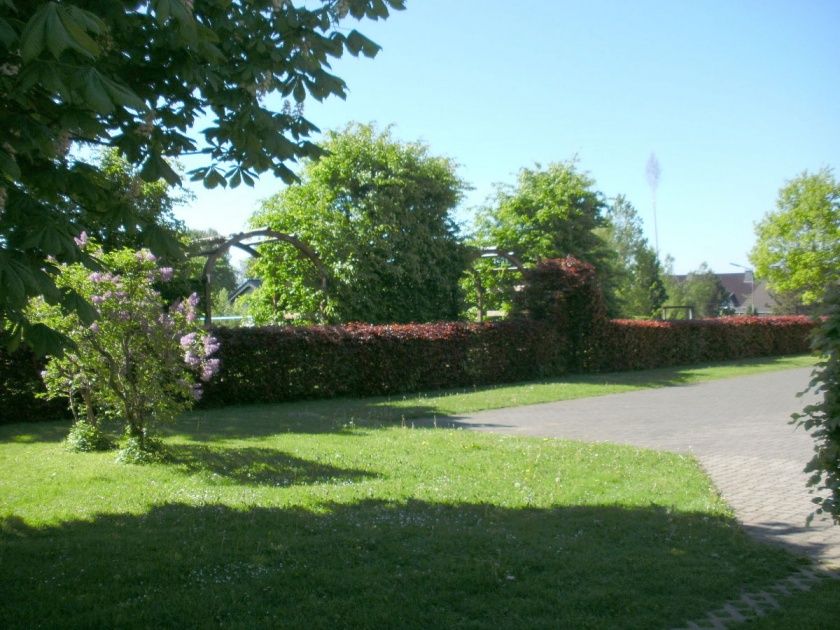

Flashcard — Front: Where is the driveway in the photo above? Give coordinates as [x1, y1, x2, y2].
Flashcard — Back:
[429, 367, 840, 568]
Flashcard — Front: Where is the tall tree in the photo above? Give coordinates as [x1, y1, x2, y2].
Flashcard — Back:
[469, 160, 612, 315]
[249, 123, 469, 324]
[81, 149, 188, 257]
[602, 195, 666, 318]
[750, 168, 840, 305]
[0, 0, 403, 349]
[663, 262, 728, 319]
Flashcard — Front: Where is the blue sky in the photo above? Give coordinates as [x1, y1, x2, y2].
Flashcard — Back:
[177, 0, 840, 274]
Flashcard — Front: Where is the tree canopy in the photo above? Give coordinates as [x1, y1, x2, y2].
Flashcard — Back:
[750, 168, 840, 305]
[0, 0, 403, 349]
[601, 195, 666, 318]
[663, 261, 728, 319]
[249, 123, 469, 324]
[468, 160, 612, 316]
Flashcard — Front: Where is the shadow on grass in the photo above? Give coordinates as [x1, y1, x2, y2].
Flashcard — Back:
[0, 420, 70, 444]
[168, 401, 454, 441]
[0, 500, 807, 629]
[165, 444, 378, 487]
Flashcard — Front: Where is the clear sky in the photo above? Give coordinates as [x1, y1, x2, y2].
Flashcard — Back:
[177, 0, 840, 274]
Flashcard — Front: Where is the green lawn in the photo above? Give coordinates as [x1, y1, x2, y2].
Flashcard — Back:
[0, 355, 819, 628]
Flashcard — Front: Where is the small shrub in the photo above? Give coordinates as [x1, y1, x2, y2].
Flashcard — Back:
[65, 420, 115, 452]
[116, 433, 167, 465]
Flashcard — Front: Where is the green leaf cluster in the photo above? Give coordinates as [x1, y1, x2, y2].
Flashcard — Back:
[469, 160, 617, 316]
[249, 123, 469, 324]
[601, 195, 667, 318]
[750, 168, 840, 305]
[792, 284, 840, 522]
[662, 261, 730, 319]
[1, 0, 402, 345]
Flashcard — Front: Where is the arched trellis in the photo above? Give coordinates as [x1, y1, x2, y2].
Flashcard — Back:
[465, 248, 526, 322]
[194, 229, 329, 325]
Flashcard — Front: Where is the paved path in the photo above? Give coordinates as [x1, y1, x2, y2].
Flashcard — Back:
[429, 368, 840, 568]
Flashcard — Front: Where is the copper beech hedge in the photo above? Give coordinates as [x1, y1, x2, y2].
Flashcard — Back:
[198, 315, 815, 407]
[0, 315, 816, 421]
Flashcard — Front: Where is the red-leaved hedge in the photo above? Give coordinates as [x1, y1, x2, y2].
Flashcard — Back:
[200, 320, 567, 407]
[1, 316, 816, 421]
[597, 317, 815, 371]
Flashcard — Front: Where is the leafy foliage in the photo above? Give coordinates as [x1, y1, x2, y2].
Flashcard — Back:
[792, 284, 840, 522]
[0, 0, 403, 345]
[602, 196, 667, 318]
[469, 160, 613, 314]
[65, 419, 114, 452]
[750, 168, 840, 305]
[249, 124, 469, 324]
[601, 317, 814, 371]
[199, 316, 813, 408]
[512, 257, 607, 372]
[663, 262, 729, 318]
[29, 245, 220, 457]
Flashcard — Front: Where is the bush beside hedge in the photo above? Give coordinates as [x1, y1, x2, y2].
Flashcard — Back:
[1, 316, 816, 422]
[0, 346, 70, 423]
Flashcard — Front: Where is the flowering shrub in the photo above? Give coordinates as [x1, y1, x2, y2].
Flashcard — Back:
[29, 244, 219, 459]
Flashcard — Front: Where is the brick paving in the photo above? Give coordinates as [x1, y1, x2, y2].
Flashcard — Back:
[428, 367, 840, 568]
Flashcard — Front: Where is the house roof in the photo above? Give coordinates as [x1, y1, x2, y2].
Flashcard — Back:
[229, 278, 262, 302]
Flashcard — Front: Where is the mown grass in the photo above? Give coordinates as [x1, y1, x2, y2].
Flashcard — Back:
[0, 355, 818, 627]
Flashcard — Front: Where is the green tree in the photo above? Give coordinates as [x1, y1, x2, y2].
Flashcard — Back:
[750, 168, 840, 305]
[602, 195, 666, 318]
[78, 149, 188, 257]
[469, 160, 611, 316]
[663, 261, 729, 319]
[0, 0, 403, 348]
[249, 124, 469, 324]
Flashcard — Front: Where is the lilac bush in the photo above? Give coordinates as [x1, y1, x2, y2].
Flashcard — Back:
[31, 244, 219, 460]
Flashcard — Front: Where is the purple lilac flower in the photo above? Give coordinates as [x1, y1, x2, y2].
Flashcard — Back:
[179, 332, 197, 348]
[203, 335, 220, 356]
[89, 322, 100, 333]
[88, 272, 103, 282]
[159, 267, 174, 282]
[201, 358, 221, 382]
[187, 293, 200, 308]
[191, 384, 203, 401]
[184, 351, 201, 368]
[73, 231, 88, 247]
[91, 295, 105, 305]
